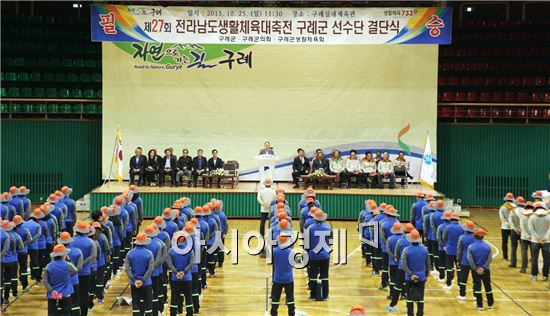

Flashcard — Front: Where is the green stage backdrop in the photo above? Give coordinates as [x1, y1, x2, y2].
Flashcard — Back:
[102, 42, 438, 181]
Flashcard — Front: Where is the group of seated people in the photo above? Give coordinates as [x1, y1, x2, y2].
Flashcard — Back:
[129, 147, 225, 187]
[292, 148, 413, 189]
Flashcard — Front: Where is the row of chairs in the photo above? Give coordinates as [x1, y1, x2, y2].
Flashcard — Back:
[1, 102, 102, 114]
[439, 61, 549, 72]
[458, 19, 550, 29]
[438, 107, 550, 119]
[2, 42, 100, 55]
[2, 72, 102, 83]
[1, 87, 102, 99]
[2, 57, 100, 68]
[439, 91, 550, 103]
[440, 46, 550, 58]
[1, 15, 88, 25]
[452, 32, 549, 43]
[1, 27, 89, 40]
[438, 76, 549, 87]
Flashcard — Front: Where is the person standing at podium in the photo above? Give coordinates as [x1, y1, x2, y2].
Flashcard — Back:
[259, 141, 275, 155]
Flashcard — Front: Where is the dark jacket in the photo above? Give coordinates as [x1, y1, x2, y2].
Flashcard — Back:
[311, 158, 329, 173]
[130, 155, 147, 170]
[207, 157, 224, 171]
[146, 156, 159, 171]
[292, 156, 310, 173]
[177, 156, 193, 171]
[192, 156, 208, 171]
[159, 155, 177, 170]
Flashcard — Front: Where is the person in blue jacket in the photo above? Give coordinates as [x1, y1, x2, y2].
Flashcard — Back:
[167, 229, 195, 316]
[386, 222, 404, 300]
[1, 220, 23, 306]
[372, 203, 388, 277]
[163, 208, 179, 240]
[0, 225, 10, 312]
[379, 207, 400, 290]
[72, 221, 97, 316]
[8, 187, 24, 218]
[422, 201, 436, 271]
[43, 203, 60, 266]
[410, 192, 427, 238]
[358, 200, 374, 260]
[1, 192, 17, 221]
[113, 196, 129, 265]
[212, 200, 228, 268]
[435, 210, 451, 282]
[144, 224, 167, 316]
[467, 229, 494, 311]
[456, 220, 476, 301]
[128, 185, 144, 226]
[13, 215, 32, 292]
[125, 233, 154, 316]
[359, 203, 377, 267]
[203, 205, 219, 277]
[307, 210, 331, 301]
[429, 200, 446, 279]
[107, 204, 124, 277]
[122, 192, 138, 249]
[37, 208, 51, 280]
[57, 231, 83, 316]
[153, 216, 171, 312]
[47, 194, 65, 232]
[271, 233, 296, 316]
[90, 222, 110, 305]
[442, 212, 465, 289]
[17, 187, 32, 219]
[386, 223, 414, 312]
[188, 218, 202, 314]
[60, 186, 77, 235]
[42, 244, 78, 316]
[299, 198, 316, 233]
[27, 209, 44, 282]
[401, 229, 430, 316]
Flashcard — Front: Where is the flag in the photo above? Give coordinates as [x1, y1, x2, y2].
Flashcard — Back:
[113, 127, 123, 183]
[419, 132, 435, 189]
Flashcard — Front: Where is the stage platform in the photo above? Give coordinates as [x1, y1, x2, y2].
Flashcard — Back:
[90, 181, 442, 220]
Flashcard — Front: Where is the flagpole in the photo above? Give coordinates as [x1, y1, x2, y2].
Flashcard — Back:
[99, 127, 119, 192]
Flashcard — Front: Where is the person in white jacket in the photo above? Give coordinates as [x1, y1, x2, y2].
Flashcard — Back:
[257, 178, 276, 238]
[499, 192, 516, 261]
[519, 202, 535, 273]
[344, 150, 363, 189]
[528, 202, 550, 281]
[508, 196, 525, 268]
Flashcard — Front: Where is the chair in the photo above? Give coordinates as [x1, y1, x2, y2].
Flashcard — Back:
[438, 107, 454, 118]
[509, 76, 521, 86]
[438, 77, 447, 86]
[497, 77, 510, 86]
[533, 76, 545, 86]
[454, 92, 466, 102]
[49, 58, 61, 67]
[70, 89, 83, 98]
[531, 93, 543, 103]
[492, 108, 506, 118]
[472, 76, 484, 86]
[447, 76, 458, 86]
[455, 107, 466, 117]
[74, 58, 85, 68]
[17, 72, 29, 81]
[516, 92, 529, 102]
[441, 91, 454, 102]
[21, 87, 33, 98]
[5, 72, 17, 81]
[14, 57, 25, 67]
[96, 89, 102, 98]
[85, 59, 96, 68]
[33, 88, 45, 98]
[521, 77, 534, 86]
[466, 92, 479, 102]
[504, 92, 516, 103]
[91, 73, 102, 83]
[58, 89, 70, 98]
[394, 165, 408, 188]
[25, 58, 37, 67]
[479, 92, 491, 102]
[454, 62, 466, 71]
[79, 73, 91, 82]
[492, 92, 504, 102]
[7, 87, 20, 98]
[83, 89, 95, 99]
[530, 108, 544, 119]
[29, 72, 41, 81]
[466, 63, 478, 71]
[55, 73, 67, 82]
[460, 77, 472, 86]
[46, 88, 58, 98]
[61, 58, 73, 68]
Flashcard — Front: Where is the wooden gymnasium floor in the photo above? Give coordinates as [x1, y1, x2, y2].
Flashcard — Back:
[4, 209, 549, 316]
[92, 181, 441, 197]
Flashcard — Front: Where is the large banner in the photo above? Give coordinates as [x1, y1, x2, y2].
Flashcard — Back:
[91, 4, 452, 45]
[101, 41, 438, 181]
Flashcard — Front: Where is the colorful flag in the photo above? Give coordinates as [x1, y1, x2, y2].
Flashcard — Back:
[113, 128, 123, 183]
[419, 132, 435, 189]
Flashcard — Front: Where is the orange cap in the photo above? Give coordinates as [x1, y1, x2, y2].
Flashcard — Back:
[277, 195, 285, 203]
[404, 223, 415, 233]
[392, 223, 403, 231]
[59, 231, 72, 241]
[9, 186, 17, 194]
[436, 200, 445, 209]
[163, 208, 172, 216]
[349, 304, 366, 315]
[379, 203, 388, 210]
[275, 188, 285, 194]
[410, 229, 420, 240]
[144, 225, 156, 235]
[279, 218, 289, 228]
[516, 196, 525, 204]
[278, 234, 289, 243]
[264, 177, 272, 184]
[135, 233, 148, 242]
[369, 203, 377, 211]
[32, 209, 43, 217]
[153, 216, 164, 225]
[190, 218, 198, 225]
[114, 196, 123, 205]
[13, 215, 23, 225]
[19, 186, 28, 194]
[465, 220, 475, 229]
[504, 192, 514, 200]
[52, 244, 68, 255]
[129, 184, 137, 190]
[184, 222, 195, 233]
[473, 229, 488, 237]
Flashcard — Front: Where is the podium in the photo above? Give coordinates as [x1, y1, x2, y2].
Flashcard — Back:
[255, 154, 277, 184]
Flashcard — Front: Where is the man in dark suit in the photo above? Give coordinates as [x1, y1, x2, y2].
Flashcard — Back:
[176, 148, 193, 187]
[192, 149, 208, 187]
[207, 149, 224, 170]
[159, 148, 177, 186]
[259, 141, 275, 155]
[311, 150, 329, 173]
[292, 148, 310, 188]
[129, 147, 147, 185]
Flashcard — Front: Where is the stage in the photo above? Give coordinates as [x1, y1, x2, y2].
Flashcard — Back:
[90, 181, 442, 220]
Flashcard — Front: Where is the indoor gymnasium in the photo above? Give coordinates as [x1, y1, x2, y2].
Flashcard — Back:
[1, 1, 549, 316]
